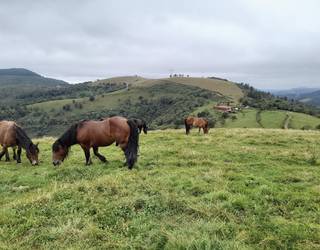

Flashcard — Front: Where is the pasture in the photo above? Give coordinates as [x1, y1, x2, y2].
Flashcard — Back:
[0, 129, 319, 249]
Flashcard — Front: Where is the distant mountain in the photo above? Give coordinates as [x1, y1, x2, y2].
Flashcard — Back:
[0, 68, 68, 86]
[269, 87, 320, 107]
[0, 68, 69, 104]
[298, 90, 320, 107]
[0, 68, 41, 77]
[269, 88, 319, 98]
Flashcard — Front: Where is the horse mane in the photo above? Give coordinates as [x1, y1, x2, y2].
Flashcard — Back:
[53, 121, 83, 154]
[15, 125, 33, 152]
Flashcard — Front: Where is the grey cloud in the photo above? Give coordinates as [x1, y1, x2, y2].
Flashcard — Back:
[0, 0, 319, 89]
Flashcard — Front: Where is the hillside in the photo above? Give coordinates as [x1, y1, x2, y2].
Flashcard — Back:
[0, 68, 69, 104]
[0, 68, 68, 86]
[222, 109, 320, 130]
[0, 129, 319, 249]
[24, 82, 225, 136]
[0, 69, 319, 136]
[93, 76, 244, 103]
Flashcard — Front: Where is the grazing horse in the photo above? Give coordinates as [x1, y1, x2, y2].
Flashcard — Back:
[0, 121, 39, 165]
[184, 116, 209, 135]
[132, 118, 148, 134]
[52, 116, 140, 169]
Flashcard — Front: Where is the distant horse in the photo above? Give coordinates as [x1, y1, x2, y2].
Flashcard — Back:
[0, 121, 39, 165]
[184, 117, 209, 135]
[52, 116, 140, 169]
[132, 118, 148, 134]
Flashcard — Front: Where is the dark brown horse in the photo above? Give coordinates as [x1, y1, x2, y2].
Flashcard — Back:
[52, 116, 140, 169]
[132, 118, 148, 134]
[0, 121, 39, 165]
[184, 116, 209, 135]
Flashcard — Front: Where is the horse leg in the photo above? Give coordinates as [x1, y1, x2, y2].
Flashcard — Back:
[81, 146, 92, 165]
[185, 125, 191, 135]
[0, 147, 7, 161]
[17, 146, 22, 163]
[93, 147, 107, 163]
[198, 127, 201, 133]
[5, 148, 10, 162]
[12, 147, 17, 161]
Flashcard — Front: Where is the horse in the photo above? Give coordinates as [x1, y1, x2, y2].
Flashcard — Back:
[132, 118, 148, 134]
[52, 116, 140, 169]
[184, 116, 209, 135]
[0, 121, 39, 165]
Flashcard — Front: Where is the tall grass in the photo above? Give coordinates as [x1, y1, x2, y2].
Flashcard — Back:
[0, 129, 319, 249]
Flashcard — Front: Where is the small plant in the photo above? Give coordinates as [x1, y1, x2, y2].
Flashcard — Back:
[302, 125, 312, 130]
[308, 146, 319, 166]
[222, 112, 229, 119]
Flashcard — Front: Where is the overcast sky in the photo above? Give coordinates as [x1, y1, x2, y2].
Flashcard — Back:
[0, 0, 319, 89]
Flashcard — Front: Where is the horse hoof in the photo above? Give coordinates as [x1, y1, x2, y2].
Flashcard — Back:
[101, 158, 108, 163]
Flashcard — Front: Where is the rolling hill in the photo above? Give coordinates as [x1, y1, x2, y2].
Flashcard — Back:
[92, 76, 244, 103]
[0, 68, 69, 104]
[1, 68, 319, 136]
[0, 68, 68, 86]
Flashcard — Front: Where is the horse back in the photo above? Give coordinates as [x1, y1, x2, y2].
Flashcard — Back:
[0, 121, 17, 146]
[76, 117, 130, 147]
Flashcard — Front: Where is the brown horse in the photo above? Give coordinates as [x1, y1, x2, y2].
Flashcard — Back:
[0, 121, 39, 165]
[52, 116, 140, 169]
[184, 116, 209, 135]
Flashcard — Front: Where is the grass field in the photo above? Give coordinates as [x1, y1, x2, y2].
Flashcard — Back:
[223, 109, 320, 130]
[1, 129, 320, 249]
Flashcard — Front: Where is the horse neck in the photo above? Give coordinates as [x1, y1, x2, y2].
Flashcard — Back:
[15, 126, 33, 150]
[58, 124, 79, 148]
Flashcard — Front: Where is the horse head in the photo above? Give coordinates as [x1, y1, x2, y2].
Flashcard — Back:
[52, 140, 69, 166]
[27, 142, 39, 166]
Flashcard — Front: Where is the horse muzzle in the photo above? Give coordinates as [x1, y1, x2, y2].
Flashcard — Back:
[52, 160, 61, 166]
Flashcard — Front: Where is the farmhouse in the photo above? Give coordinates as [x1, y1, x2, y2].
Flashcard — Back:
[214, 105, 233, 113]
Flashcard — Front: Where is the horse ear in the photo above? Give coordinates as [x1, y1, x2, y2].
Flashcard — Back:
[36, 142, 39, 147]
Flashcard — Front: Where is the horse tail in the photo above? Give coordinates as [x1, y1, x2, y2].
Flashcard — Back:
[184, 118, 190, 135]
[125, 119, 140, 169]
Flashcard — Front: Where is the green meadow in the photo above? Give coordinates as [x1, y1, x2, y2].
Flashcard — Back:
[0, 129, 320, 249]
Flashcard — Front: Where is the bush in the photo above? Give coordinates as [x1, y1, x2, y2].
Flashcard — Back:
[62, 104, 71, 111]
[197, 110, 210, 118]
[222, 112, 229, 119]
[301, 125, 313, 130]
[231, 115, 237, 121]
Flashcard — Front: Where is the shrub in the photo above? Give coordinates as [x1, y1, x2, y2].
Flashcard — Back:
[231, 115, 237, 121]
[222, 112, 229, 119]
[197, 110, 210, 118]
[301, 125, 312, 130]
